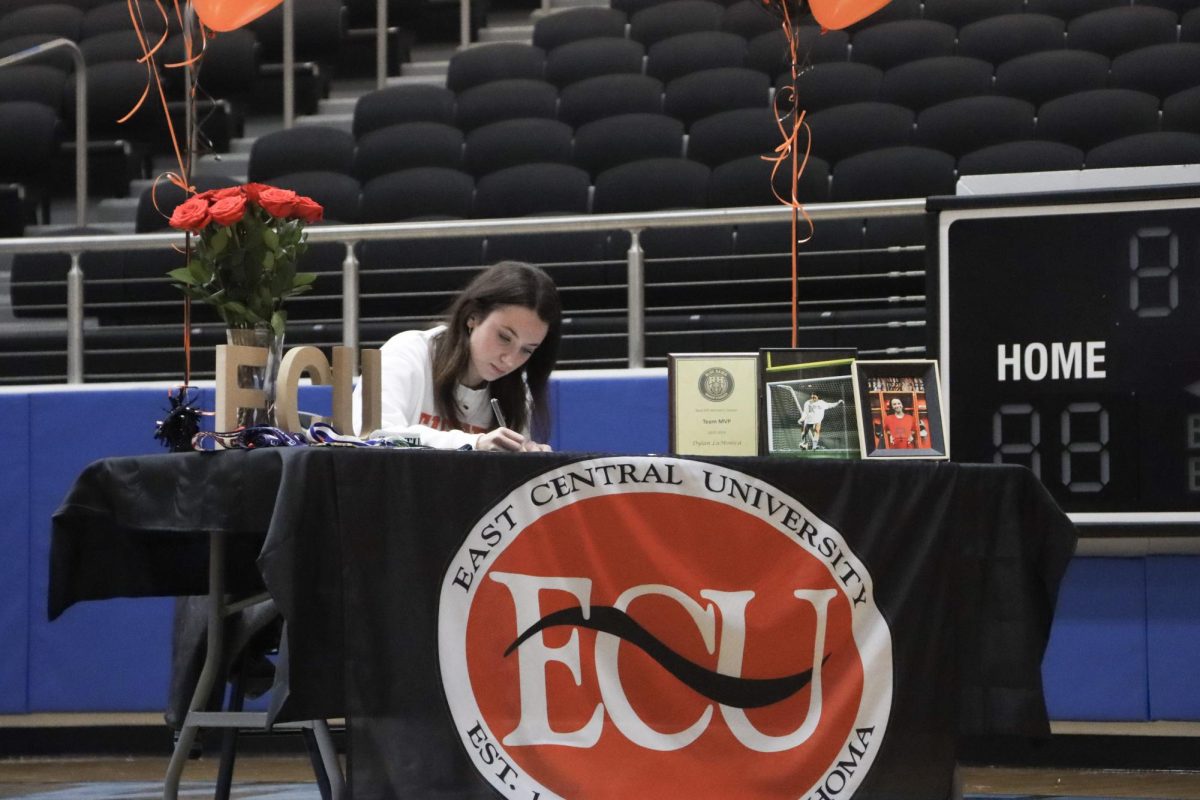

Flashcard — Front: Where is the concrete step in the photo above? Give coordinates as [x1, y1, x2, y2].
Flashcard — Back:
[402, 59, 449, 77]
[542, 0, 611, 10]
[319, 97, 359, 115]
[230, 137, 256, 154]
[295, 113, 354, 133]
[478, 24, 534, 42]
[94, 197, 139, 224]
[386, 73, 447, 87]
[195, 151, 249, 181]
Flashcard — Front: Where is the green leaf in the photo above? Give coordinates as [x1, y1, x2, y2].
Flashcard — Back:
[209, 228, 229, 255]
[166, 267, 198, 286]
[293, 272, 317, 287]
[270, 310, 286, 337]
[262, 226, 279, 250]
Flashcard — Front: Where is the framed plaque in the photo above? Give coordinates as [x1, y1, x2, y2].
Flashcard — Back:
[668, 353, 759, 456]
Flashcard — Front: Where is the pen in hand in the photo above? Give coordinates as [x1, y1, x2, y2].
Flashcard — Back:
[490, 398, 507, 430]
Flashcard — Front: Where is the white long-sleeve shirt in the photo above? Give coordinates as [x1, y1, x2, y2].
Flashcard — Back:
[353, 326, 494, 449]
[801, 398, 839, 425]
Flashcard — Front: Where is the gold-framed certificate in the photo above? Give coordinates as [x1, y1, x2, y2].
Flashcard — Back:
[668, 353, 759, 456]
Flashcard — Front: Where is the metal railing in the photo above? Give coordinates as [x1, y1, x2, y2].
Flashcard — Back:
[0, 199, 925, 384]
[0, 38, 88, 229]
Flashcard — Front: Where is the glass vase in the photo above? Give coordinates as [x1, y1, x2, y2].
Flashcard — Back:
[226, 324, 285, 429]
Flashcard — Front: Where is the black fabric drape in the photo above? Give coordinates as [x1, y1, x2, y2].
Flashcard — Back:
[50, 449, 1077, 800]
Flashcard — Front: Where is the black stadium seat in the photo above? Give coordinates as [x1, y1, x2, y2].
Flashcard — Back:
[806, 101, 914, 164]
[360, 167, 475, 222]
[593, 157, 711, 213]
[921, 0, 1023, 27]
[248, 125, 356, 182]
[533, 7, 627, 51]
[81, 0, 172, 39]
[573, 112, 684, 175]
[1035, 88, 1161, 151]
[455, 78, 558, 132]
[993, 49, 1109, 106]
[446, 43, 546, 93]
[746, 27, 850, 81]
[687, 106, 780, 167]
[830, 145, 956, 201]
[0, 65, 67, 109]
[464, 118, 574, 177]
[545, 37, 645, 88]
[916, 96, 1036, 157]
[788, 62, 882, 112]
[878, 56, 995, 112]
[721, 0, 780, 40]
[646, 31, 747, 82]
[629, 0, 724, 47]
[849, 20, 956, 70]
[0, 101, 61, 219]
[1163, 86, 1200, 134]
[353, 85, 456, 138]
[957, 14, 1066, 66]
[957, 139, 1085, 175]
[663, 66, 770, 126]
[1024, 0, 1125, 19]
[1066, 6, 1179, 58]
[1110, 44, 1200, 100]
[474, 162, 591, 217]
[707, 153, 831, 206]
[1085, 131, 1200, 168]
[558, 73, 664, 127]
[0, 4, 84, 41]
[354, 122, 465, 181]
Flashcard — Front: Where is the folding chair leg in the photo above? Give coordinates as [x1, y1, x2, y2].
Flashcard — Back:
[214, 674, 247, 800]
[302, 727, 334, 800]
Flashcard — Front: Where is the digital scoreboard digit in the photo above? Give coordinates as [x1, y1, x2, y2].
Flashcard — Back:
[934, 191, 1200, 515]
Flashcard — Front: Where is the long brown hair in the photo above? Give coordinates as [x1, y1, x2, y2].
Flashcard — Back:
[431, 261, 561, 439]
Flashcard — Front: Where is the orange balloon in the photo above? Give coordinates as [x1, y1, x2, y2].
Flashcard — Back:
[192, 0, 284, 32]
[809, 0, 893, 29]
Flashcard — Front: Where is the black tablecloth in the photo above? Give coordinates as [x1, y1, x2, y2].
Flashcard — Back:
[51, 448, 1077, 799]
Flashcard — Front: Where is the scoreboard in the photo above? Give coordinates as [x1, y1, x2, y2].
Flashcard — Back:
[931, 186, 1200, 521]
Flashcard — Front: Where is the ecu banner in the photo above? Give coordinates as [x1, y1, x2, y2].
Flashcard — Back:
[439, 457, 893, 799]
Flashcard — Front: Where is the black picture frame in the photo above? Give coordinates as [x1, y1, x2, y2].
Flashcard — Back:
[757, 348, 858, 458]
[852, 360, 948, 460]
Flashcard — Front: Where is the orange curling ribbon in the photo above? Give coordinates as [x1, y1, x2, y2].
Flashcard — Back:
[121, 0, 214, 392]
[761, 3, 815, 349]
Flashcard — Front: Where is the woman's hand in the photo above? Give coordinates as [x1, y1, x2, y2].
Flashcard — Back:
[476, 428, 553, 452]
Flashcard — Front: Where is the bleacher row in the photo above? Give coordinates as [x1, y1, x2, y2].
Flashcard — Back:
[0, 0, 360, 225]
[4, 0, 1200, 383]
[195, 0, 1200, 220]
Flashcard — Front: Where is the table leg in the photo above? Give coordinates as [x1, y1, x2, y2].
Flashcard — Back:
[163, 531, 229, 800]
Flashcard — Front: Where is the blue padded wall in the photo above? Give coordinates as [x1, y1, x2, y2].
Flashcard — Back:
[0, 393, 31, 713]
[26, 389, 186, 711]
[1147, 556, 1200, 720]
[1042, 557, 1148, 721]
[550, 370, 668, 454]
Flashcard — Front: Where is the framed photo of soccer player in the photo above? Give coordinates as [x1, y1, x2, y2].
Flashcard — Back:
[852, 360, 948, 460]
[757, 348, 859, 458]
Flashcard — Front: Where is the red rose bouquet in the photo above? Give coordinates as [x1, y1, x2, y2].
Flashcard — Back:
[166, 183, 322, 335]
